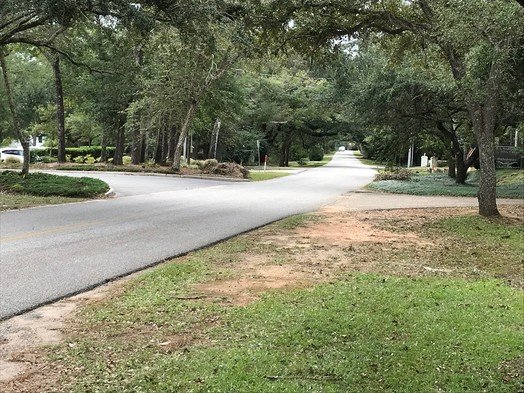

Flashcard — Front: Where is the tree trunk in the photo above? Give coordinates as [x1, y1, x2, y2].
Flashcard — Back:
[208, 118, 221, 159]
[154, 128, 163, 164]
[173, 100, 198, 171]
[100, 129, 107, 162]
[447, 153, 456, 178]
[140, 132, 146, 163]
[161, 126, 169, 165]
[113, 125, 125, 165]
[450, 134, 468, 184]
[167, 125, 177, 164]
[455, 153, 468, 184]
[130, 112, 141, 165]
[470, 102, 499, 217]
[51, 54, 66, 163]
[0, 50, 30, 175]
[444, 46, 499, 216]
[279, 126, 294, 167]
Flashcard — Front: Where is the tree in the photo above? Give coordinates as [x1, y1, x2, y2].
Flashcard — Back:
[258, 0, 524, 216]
[0, 48, 30, 173]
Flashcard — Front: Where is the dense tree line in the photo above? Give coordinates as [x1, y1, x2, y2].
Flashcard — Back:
[1, 0, 522, 216]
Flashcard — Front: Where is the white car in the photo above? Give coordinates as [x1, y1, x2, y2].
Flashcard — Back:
[0, 148, 24, 163]
[338, 146, 346, 151]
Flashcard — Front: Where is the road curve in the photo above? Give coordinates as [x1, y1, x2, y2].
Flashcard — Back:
[0, 151, 375, 319]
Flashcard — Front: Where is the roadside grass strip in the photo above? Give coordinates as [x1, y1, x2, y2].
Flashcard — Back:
[249, 172, 291, 181]
[0, 193, 85, 211]
[368, 171, 524, 199]
[38, 211, 524, 393]
[55, 273, 523, 393]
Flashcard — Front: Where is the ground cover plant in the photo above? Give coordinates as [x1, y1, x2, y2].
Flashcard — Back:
[2, 203, 522, 393]
[368, 170, 524, 199]
[0, 171, 109, 198]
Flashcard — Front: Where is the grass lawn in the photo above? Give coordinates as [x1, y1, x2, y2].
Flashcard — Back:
[368, 170, 524, 199]
[249, 171, 291, 181]
[288, 154, 334, 168]
[0, 193, 85, 211]
[12, 205, 522, 393]
[0, 171, 109, 210]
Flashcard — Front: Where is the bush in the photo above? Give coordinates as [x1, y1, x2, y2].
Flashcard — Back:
[42, 156, 58, 163]
[4, 156, 21, 164]
[297, 157, 309, 166]
[198, 159, 219, 172]
[308, 147, 324, 161]
[31, 146, 117, 161]
[73, 155, 85, 163]
[374, 169, 412, 181]
[0, 171, 109, 197]
[85, 155, 96, 164]
[122, 155, 132, 165]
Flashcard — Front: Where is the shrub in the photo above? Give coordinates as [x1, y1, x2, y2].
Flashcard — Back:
[297, 157, 309, 166]
[374, 168, 412, 181]
[198, 159, 219, 172]
[32, 146, 117, 161]
[4, 156, 21, 164]
[122, 155, 132, 165]
[308, 147, 324, 161]
[42, 156, 58, 163]
[0, 171, 109, 197]
[73, 155, 85, 163]
[85, 155, 96, 164]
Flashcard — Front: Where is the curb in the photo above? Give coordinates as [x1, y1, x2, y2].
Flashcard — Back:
[104, 188, 117, 198]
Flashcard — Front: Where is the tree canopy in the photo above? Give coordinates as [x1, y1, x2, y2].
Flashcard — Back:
[1, 0, 522, 216]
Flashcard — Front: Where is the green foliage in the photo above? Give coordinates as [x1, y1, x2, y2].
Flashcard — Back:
[297, 157, 309, 166]
[308, 146, 324, 161]
[374, 168, 412, 181]
[0, 171, 109, 197]
[32, 146, 116, 161]
[368, 172, 524, 199]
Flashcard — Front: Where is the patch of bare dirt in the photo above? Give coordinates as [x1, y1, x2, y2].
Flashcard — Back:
[196, 261, 312, 306]
[0, 277, 132, 389]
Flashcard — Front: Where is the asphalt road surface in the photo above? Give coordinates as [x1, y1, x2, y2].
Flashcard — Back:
[0, 151, 375, 319]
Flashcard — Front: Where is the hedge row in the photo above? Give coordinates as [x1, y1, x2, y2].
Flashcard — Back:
[32, 146, 116, 160]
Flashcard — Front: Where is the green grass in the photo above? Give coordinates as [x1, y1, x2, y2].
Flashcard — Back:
[44, 211, 523, 393]
[368, 171, 524, 198]
[0, 171, 109, 198]
[249, 171, 291, 181]
[0, 192, 85, 211]
[56, 272, 523, 392]
[429, 215, 524, 282]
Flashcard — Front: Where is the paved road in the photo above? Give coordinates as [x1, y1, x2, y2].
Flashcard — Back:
[0, 151, 376, 319]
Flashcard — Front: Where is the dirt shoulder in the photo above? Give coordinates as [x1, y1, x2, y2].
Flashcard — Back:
[0, 194, 522, 391]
